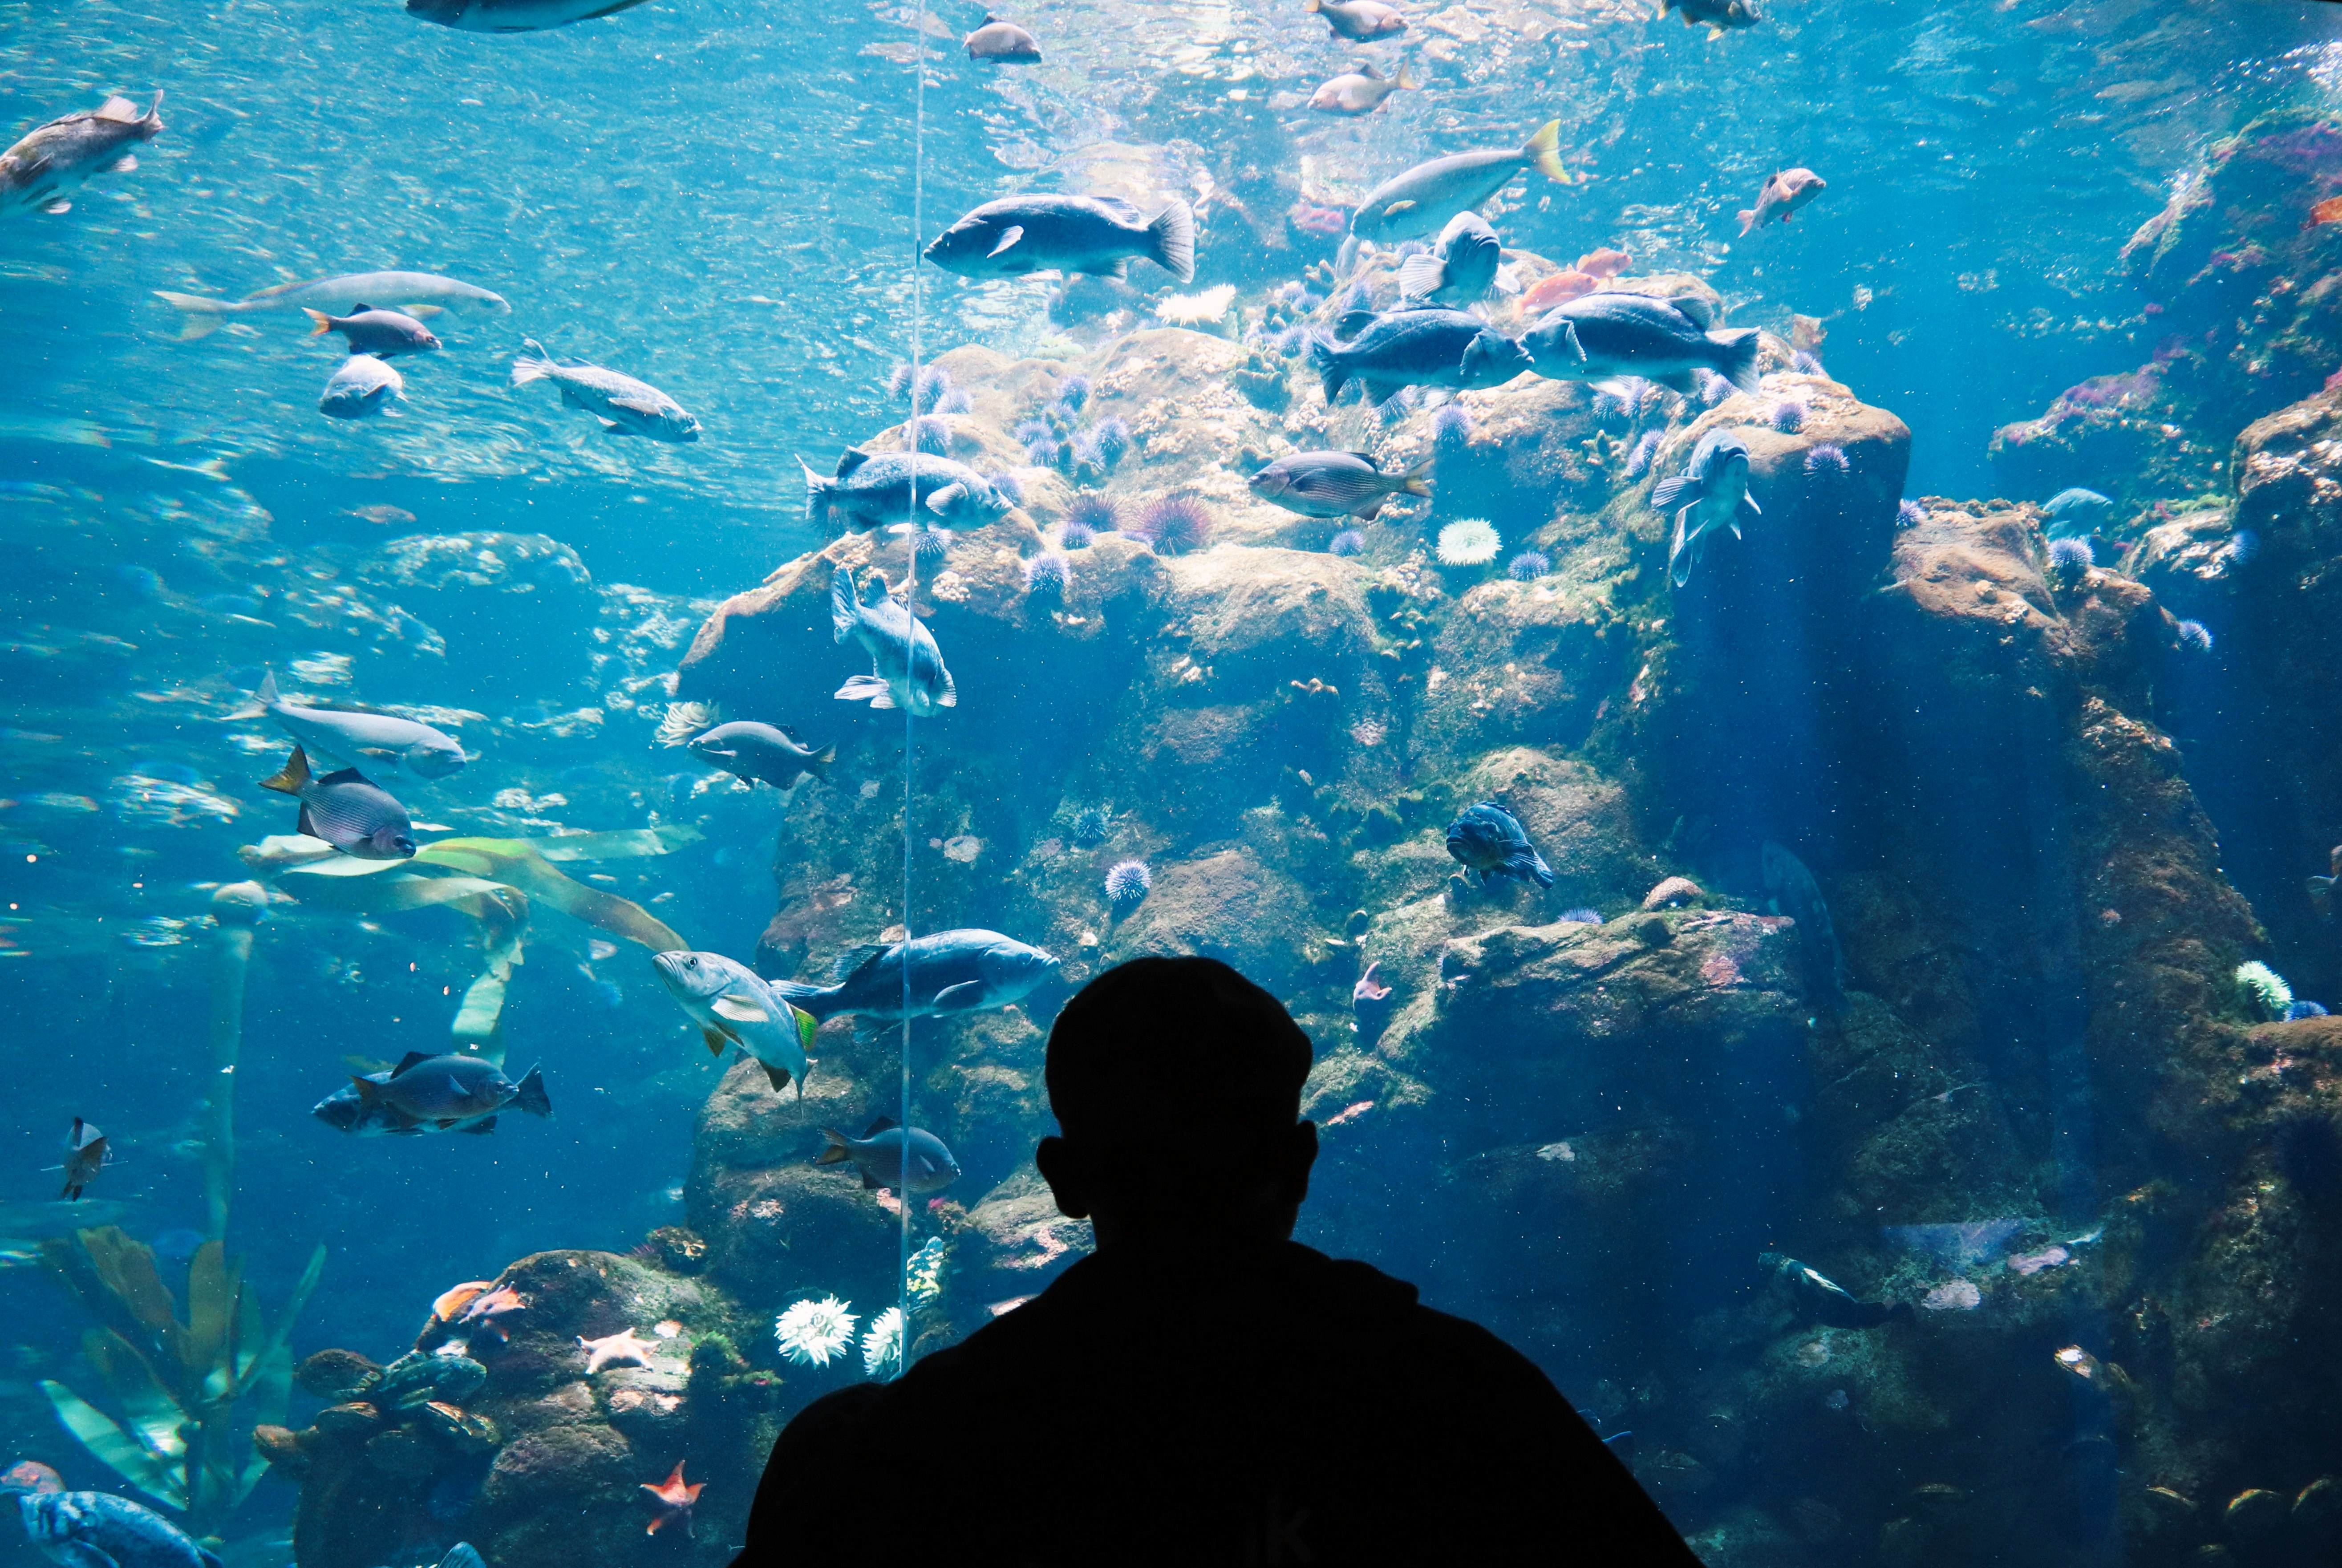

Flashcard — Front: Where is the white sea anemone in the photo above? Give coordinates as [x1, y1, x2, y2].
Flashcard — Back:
[1157, 284, 1236, 327]
[861, 1306, 905, 1379]
[2237, 960, 2293, 1019]
[774, 1296, 857, 1367]
[1436, 518, 1501, 567]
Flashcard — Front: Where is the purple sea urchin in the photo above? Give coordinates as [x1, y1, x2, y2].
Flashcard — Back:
[912, 366, 953, 413]
[2288, 1000, 2329, 1020]
[1431, 402, 1473, 447]
[1013, 419, 1052, 445]
[912, 526, 951, 570]
[1092, 417, 1132, 467]
[911, 416, 950, 456]
[1792, 350, 1825, 377]
[1897, 498, 1925, 530]
[1329, 529, 1365, 557]
[1070, 806, 1111, 846]
[1025, 436, 1061, 467]
[1770, 399, 1806, 433]
[1625, 430, 1663, 480]
[1025, 552, 1069, 598]
[1061, 520, 1096, 549]
[989, 470, 1026, 507]
[1057, 374, 1091, 412]
[1508, 551, 1550, 581]
[2176, 618, 2214, 652]
[1132, 493, 1213, 554]
[1559, 907, 1601, 924]
[1695, 370, 1730, 408]
[1064, 492, 1119, 538]
[2047, 538, 2094, 589]
[1105, 859, 1151, 907]
[1804, 443, 1848, 478]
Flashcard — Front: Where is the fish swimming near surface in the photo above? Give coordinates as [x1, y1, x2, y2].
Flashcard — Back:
[154, 271, 509, 342]
[0, 93, 163, 218]
[1308, 62, 1418, 115]
[1309, 307, 1532, 404]
[831, 567, 957, 716]
[319, 356, 405, 420]
[259, 747, 417, 859]
[511, 340, 700, 442]
[59, 1119, 107, 1201]
[650, 949, 815, 1096]
[1524, 291, 1760, 396]
[2041, 486, 2114, 538]
[1350, 120, 1568, 242]
[687, 721, 834, 791]
[769, 928, 1060, 1024]
[1304, 0, 1407, 40]
[352, 1052, 551, 1130]
[1446, 800, 1555, 888]
[964, 15, 1041, 60]
[303, 306, 442, 358]
[407, 0, 653, 27]
[1248, 450, 1431, 521]
[1650, 429, 1761, 587]
[801, 450, 1012, 531]
[1659, 0, 1762, 37]
[1396, 212, 1504, 307]
[1761, 839, 1848, 1008]
[19, 1491, 222, 1568]
[924, 194, 1196, 284]
[1761, 1252, 1908, 1328]
[1737, 168, 1826, 236]
[238, 669, 467, 780]
[816, 1116, 962, 1195]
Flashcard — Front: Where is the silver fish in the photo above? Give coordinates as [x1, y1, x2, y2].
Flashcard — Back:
[925, 194, 1195, 284]
[650, 949, 813, 1095]
[303, 305, 442, 357]
[258, 746, 415, 859]
[831, 567, 957, 716]
[1649, 428, 1760, 586]
[1396, 212, 1503, 307]
[1248, 450, 1431, 521]
[1308, 62, 1417, 115]
[1351, 120, 1567, 242]
[406, 0, 654, 29]
[154, 270, 509, 342]
[964, 15, 1042, 60]
[318, 356, 405, 419]
[239, 669, 466, 779]
[801, 449, 1011, 531]
[1304, 0, 1406, 40]
[0, 92, 162, 219]
[512, 339, 700, 441]
[1737, 167, 1825, 236]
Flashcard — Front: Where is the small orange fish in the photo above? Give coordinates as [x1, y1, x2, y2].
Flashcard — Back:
[1574, 247, 1632, 279]
[641, 1462, 703, 1536]
[431, 1281, 495, 1321]
[1522, 271, 1600, 312]
[2305, 195, 2342, 231]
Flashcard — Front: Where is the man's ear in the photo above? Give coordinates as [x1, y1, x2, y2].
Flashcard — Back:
[1036, 1135, 1090, 1220]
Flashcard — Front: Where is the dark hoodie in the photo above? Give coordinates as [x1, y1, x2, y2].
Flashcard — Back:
[737, 1240, 1698, 1567]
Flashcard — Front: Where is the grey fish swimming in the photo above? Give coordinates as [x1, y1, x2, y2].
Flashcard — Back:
[407, 0, 654, 28]
[1304, 0, 1407, 40]
[769, 928, 1060, 1023]
[650, 949, 814, 1095]
[801, 450, 1012, 531]
[831, 567, 958, 716]
[1248, 450, 1432, 521]
[688, 721, 834, 791]
[817, 1116, 962, 1195]
[313, 1067, 526, 1137]
[259, 746, 416, 859]
[351, 1052, 550, 1129]
[512, 339, 700, 442]
[2042, 486, 2114, 538]
[1309, 62, 1418, 115]
[1660, 0, 1762, 38]
[1523, 291, 1760, 396]
[1737, 167, 1825, 236]
[924, 194, 1195, 284]
[1309, 307, 1530, 403]
[304, 305, 442, 358]
[0, 92, 162, 219]
[19, 1491, 220, 1568]
[154, 270, 510, 342]
[238, 669, 467, 780]
[1446, 800, 1554, 888]
[1396, 212, 1503, 308]
[1350, 120, 1567, 242]
[59, 1118, 107, 1201]
[1761, 1252, 1908, 1329]
[318, 356, 405, 420]
[964, 15, 1042, 60]
[1650, 428, 1761, 587]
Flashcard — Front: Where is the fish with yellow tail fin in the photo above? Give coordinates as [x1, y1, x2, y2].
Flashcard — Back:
[649, 949, 814, 1097]
[0, 92, 162, 219]
[153, 270, 506, 341]
[1349, 120, 1571, 242]
[259, 746, 416, 859]
[1657, 0, 1760, 37]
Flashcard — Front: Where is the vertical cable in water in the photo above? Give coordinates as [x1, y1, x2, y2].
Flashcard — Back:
[895, 0, 928, 1382]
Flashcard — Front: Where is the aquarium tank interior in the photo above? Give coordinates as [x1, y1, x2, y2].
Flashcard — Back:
[8, 0, 2342, 1561]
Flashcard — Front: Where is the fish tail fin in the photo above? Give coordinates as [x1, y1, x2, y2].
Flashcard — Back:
[1669, 509, 1694, 587]
[1736, 209, 1758, 237]
[154, 291, 229, 339]
[511, 1065, 552, 1118]
[510, 339, 554, 386]
[799, 456, 831, 521]
[814, 1128, 851, 1165]
[225, 667, 274, 721]
[1308, 333, 1349, 405]
[768, 977, 832, 1020]
[1714, 328, 1762, 393]
[260, 746, 312, 795]
[808, 742, 837, 780]
[1524, 118, 1569, 184]
[1148, 200, 1197, 284]
[1396, 63, 1419, 89]
[829, 567, 859, 643]
[302, 308, 334, 337]
[1401, 457, 1434, 498]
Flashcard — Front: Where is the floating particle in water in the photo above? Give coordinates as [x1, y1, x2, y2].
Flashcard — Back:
[1508, 551, 1550, 581]
[861, 1305, 905, 1379]
[1792, 350, 1825, 377]
[1070, 806, 1111, 847]
[1132, 494, 1213, 554]
[1432, 402, 1473, 447]
[774, 1296, 858, 1367]
[1105, 858, 1151, 907]
[1092, 417, 1133, 468]
[1804, 443, 1848, 478]
[911, 417, 950, 456]
[1329, 529, 1365, 557]
[1624, 430, 1663, 480]
[1057, 374, 1091, 412]
[1770, 399, 1806, 433]
[2175, 619, 2213, 652]
[1897, 498, 1925, 529]
[1436, 518, 1500, 566]
[2237, 960, 2293, 1019]
[912, 526, 951, 571]
[1025, 552, 1069, 598]
[2286, 1000, 2328, 1019]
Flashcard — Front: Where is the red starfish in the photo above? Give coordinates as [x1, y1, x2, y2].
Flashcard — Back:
[642, 1462, 703, 1536]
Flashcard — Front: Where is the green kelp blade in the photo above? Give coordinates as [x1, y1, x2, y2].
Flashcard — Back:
[234, 1243, 324, 1393]
[182, 1241, 235, 1393]
[415, 838, 688, 950]
[225, 1344, 294, 1509]
[81, 1327, 189, 1462]
[451, 915, 526, 1062]
[527, 824, 702, 861]
[74, 1227, 181, 1342]
[41, 1378, 186, 1511]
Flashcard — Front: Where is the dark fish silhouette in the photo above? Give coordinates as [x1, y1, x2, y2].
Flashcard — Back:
[1447, 801, 1555, 888]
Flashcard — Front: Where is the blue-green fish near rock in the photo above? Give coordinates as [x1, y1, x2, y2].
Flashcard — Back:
[1396, 212, 1504, 308]
[832, 567, 957, 716]
[18, 1491, 221, 1568]
[1309, 307, 1531, 404]
[2041, 487, 2113, 538]
[1447, 801, 1554, 888]
[769, 928, 1060, 1023]
[1651, 429, 1761, 587]
[650, 948, 815, 1095]
[801, 450, 1012, 531]
[238, 669, 467, 780]
[817, 1116, 962, 1195]
[1524, 291, 1759, 396]
[924, 194, 1195, 284]
[1350, 121, 1568, 243]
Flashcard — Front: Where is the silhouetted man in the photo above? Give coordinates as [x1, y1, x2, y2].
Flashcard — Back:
[739, 955, 1700, 1566]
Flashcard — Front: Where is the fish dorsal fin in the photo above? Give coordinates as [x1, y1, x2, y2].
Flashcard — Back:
[259, 746, 312, 795]
[350, 303, 377, 315]
[836, 448, 872, 478]
[1348, 450, 1382, 470]
[315, 766, 373, 789]
[389, 1051, 436, 1078]
[1669, 294, 1715, 330]
[1335, 308, 1380, 338]
[863, 1114, 900, 1137]
[1094, 195, 1142, 219]
[94, 96, 144, 123]
[831, 942, 890, 981]
[1360, 63, 1382, 79]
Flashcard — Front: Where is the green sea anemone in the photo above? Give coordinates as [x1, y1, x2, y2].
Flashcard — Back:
[2237, 960, 2293, 1020]
[1436, 517, 1500, 566]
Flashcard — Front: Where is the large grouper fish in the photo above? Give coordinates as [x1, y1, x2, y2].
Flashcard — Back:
[154, 269, 510, 340]
[770, 929, 1060, 1025]
[924, 193, 1196, 284]
[1524, 291, 1760, 396]
[1309, 306, 1531, 404]
[0, 92, 163, 219]
[1349, 119, 1568, 242]
[801, 449, 1012, 531]
[831, 566, 957, 715]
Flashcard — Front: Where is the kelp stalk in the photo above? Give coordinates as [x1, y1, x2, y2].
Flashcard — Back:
[203, 883, 267, 1243]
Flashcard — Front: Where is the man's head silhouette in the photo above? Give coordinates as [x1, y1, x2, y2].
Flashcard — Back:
[1036, 955, 1318, 1249]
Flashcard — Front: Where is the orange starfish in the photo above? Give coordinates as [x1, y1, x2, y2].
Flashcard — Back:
[579, 1328, 656, 1375]
[641, 1462, 702, 1536]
